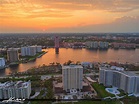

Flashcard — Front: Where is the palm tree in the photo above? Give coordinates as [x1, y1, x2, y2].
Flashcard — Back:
[76, 61, 81, 65]
[67, 60, 73, 65]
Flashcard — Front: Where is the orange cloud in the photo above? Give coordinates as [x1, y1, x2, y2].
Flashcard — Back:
[0, 0, 139, 33]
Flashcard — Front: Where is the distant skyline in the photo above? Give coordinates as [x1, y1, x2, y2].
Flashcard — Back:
[0, 0, 139, 33]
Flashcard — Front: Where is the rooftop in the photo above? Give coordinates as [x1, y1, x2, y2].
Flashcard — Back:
[8, 48, 18, 51]
[100, 67, 137, 77]
[62, 64, 83, 69]
[0, 58, 4, 60]
[0, 81, 30, 89]
[54, 83, 63, 88]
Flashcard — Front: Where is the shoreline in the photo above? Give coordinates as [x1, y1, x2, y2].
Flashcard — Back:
[1, 48, 139, 76]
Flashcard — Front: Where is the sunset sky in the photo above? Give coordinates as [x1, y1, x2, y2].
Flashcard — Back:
[0, 0, 139, 33]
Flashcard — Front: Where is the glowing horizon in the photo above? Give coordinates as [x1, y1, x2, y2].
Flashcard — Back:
[0, 0, 139, 33]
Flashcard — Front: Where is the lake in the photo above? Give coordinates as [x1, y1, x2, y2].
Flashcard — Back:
[1, 48, 139, 76]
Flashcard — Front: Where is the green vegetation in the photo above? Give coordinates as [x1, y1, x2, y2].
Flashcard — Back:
[2, 76, 55, 104]
[30, 101, 52, 104]
[91, 83, 115, 98]
[45, 78, 54, 99]
[0, 75, 42, 90]
[0, 55, 7, 59]
[30, 89, 35, 96]
[20, 51, 46, 62]
[122, 96, 139, 104]
[9, 61, 20, 66]
[11, 64, 62, 76]
[117, 89, 126, 96]
[33, 78, 54, 99]
[0, 75, 41, 83]
[125, 64, 139, 71]
[63, 60, 73, 65]
[30, 78, 54, 104]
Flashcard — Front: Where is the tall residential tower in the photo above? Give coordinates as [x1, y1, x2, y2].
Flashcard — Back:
[62, 64, 83, 92]
[99, 67, 139, 97]
[7, 48, 19, 62]
[54, 36, 59, 54]
[0, 81, 31, 99]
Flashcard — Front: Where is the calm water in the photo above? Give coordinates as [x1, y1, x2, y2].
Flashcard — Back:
[0, 48, 139, 76]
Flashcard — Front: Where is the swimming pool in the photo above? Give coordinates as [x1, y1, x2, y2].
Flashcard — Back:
[108, 89, 113, 92]
[106, 88, 120, 95]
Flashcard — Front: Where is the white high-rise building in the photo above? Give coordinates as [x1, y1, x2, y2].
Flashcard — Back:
[86, 41, 98, 49]
[0, 58, 5, 69]
[36, 46, 42, 52]
[28, 46, 36, 56]
[93, 41, 98, 48]
[0, 81, 31, 99]
[104, 42, 109, 48]
[21, 46, 42, 56]
[99, 67, 139, 97]
[21, 47, 28, 56]
[99, 42, 109, 49]
[134, 77, 139, 96]
[62, 64, 83, 92]
[86, 41, 108, 49]
[99, 42, 105, 48]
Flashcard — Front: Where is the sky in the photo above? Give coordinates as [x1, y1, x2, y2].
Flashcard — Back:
[0, 0, 139, 33]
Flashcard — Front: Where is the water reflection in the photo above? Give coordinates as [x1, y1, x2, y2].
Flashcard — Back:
[0, 48, 138, 76]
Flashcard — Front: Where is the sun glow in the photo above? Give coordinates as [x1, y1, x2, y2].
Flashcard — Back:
[0, 0, 139, 32]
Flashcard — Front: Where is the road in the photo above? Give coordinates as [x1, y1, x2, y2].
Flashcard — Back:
[0, 73, 99, 80]
[84, 77, 97, 96]
[30, 92, 40, 99]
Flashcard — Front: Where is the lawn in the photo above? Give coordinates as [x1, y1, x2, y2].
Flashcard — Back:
[117, 89, 126, 96]
[122, 96, 139, 104]
[91, 83, 115, 98]
[21, 51, 45, 61]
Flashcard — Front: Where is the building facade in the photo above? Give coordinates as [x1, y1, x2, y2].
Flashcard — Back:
[0, 81, 31, 99]
[21, 47, 28, 56]
[99, 67, 139, 96]
[0, 58, 5, 69]
[21, 45, 42, 56]
[29, 46, 36, 56]
[54, 36, 59, 54]
[86, 41, 108, 49]
[62, 65, 83, 92]
[99, 42, 109, 49]
[36, 46, 42, 52]
[7, 48, 19, 62]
